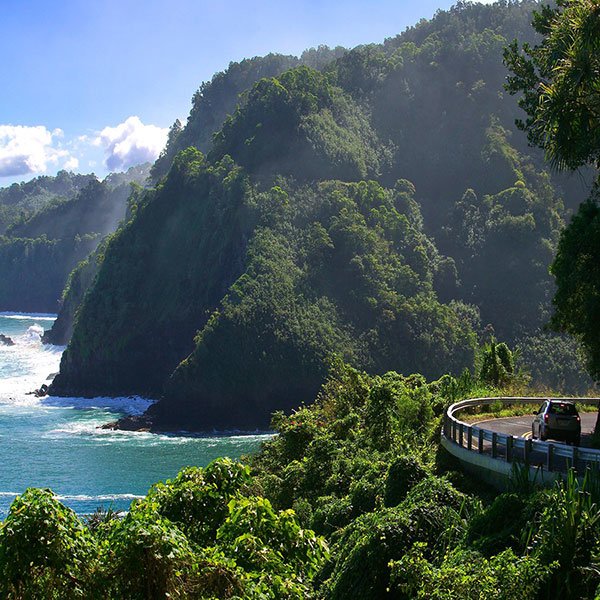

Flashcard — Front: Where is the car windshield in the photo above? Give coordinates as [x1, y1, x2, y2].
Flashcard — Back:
[549, 403, 577, 415]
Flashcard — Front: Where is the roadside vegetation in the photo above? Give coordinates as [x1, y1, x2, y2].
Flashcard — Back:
[2, 360, 600, 598]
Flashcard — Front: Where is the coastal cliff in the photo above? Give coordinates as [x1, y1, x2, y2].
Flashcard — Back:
[50, 1, 593, 428]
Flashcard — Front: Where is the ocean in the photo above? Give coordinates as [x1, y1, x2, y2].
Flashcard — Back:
[0, 313, 268, 517]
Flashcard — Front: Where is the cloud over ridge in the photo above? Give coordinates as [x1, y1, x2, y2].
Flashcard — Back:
[95, 116, 168, 171]
[0, 125, 71, 177]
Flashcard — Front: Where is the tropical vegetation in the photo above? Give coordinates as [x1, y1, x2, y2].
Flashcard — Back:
[0, 165, 150, 313]
[48, 0, 595, 429]
[3, 362, 600, 598]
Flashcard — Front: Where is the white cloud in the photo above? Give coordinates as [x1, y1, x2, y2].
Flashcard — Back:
[0, 125, 72, 177]
[63, 156, 79, 171]
[94, 116, 168, 171]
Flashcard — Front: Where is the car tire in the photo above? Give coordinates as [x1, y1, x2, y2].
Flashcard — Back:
[574, 435, 581, 446]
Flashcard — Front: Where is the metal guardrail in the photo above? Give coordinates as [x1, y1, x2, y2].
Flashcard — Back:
[442, 397, 600, 474]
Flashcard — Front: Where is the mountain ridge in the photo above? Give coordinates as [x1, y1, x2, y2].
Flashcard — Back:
[48, 0, 595, 428]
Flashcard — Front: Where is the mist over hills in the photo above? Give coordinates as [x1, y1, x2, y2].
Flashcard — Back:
[0, 165, 150, 314]
[0, 171, 96, 235]
[38, 0, 596, 427]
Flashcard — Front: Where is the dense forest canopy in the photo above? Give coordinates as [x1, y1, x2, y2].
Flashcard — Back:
[150, 47, 347, 182]
[45, 0, 598, 428]
[0, 170, 96, 234]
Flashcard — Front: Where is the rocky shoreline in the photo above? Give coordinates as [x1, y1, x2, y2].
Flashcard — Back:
[100, 414, 155, 433]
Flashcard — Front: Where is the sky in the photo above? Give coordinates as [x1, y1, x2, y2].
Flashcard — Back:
[0, 0, 493, 185]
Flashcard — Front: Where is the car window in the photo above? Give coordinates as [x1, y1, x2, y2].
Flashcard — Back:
[538, 403, 546, 414]
[549, 403, 577, 415]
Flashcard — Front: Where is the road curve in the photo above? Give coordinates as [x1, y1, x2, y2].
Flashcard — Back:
[474, 412, 598, 446]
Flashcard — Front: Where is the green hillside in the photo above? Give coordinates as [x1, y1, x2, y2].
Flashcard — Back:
[51, 0, 594, 427]
[0, 165, 150, 314]
[0, 170, 95, 234]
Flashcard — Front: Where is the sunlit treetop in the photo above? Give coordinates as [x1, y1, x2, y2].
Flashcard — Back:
[504, 0, 600, 171]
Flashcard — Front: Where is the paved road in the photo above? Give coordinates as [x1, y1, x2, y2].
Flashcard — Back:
[475, 412, 597, 447]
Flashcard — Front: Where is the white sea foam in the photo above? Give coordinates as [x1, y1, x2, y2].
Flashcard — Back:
[0, 491, 144, 501]
[0, 312, 57, 321]
[43, 395, 155, 416]
[55, 493, 144, 501]
[0, 316, 154, 419]
[0, 329, 63, 404]
[21, 324, 45, 344]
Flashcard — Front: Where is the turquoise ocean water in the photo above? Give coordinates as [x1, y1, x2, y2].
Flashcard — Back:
[0, 314, 268, 517]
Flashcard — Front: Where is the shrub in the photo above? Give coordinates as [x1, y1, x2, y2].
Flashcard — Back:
[0, 488, 97, 599]
[466, 493, 527, 555]
[144, 458, 251, 545]
[384, 455, 428, 507]
[391, 545, 551, 599]
[217, 496, 328, 597]
[105, 504, 200, 599]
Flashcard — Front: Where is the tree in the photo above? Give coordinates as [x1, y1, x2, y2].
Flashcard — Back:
[479, 339, 515, 387]
[550, 197, 600, 379]
[504, 0, 600, 171]
[505, 1, 600, 396]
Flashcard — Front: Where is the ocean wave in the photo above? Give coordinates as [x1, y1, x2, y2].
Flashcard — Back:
[44, 419, 273, 445]
[0, 491, 144, 501]
[19, 324, 45, 344]
[43, 395, 155, 416]
[56, 493, 145, 501]
[0, 312, 57, 321]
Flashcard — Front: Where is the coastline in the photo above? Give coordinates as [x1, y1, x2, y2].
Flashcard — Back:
[101, 412, 273, 437]
[0, 312, 267, 516]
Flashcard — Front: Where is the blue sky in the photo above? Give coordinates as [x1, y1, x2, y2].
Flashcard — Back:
[0, 0, 490, 184]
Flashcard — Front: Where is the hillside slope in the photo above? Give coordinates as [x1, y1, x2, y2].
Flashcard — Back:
[0, 165, 150, 313]
[51, 151, 254, 396]
[51, 0, 594, 428]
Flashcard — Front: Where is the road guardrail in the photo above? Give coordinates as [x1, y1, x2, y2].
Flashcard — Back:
[442, 397, 600, 479]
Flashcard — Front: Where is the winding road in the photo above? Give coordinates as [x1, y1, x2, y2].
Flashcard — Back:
[443, 397, 600, 480]
[476, 412, 598, 446]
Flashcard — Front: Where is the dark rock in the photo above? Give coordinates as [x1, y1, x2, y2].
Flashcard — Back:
[0, 334, 15, 346]
[100, 414, 153, 432]
[27, 384, 49, 397]
[34, 384, 49, 398]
